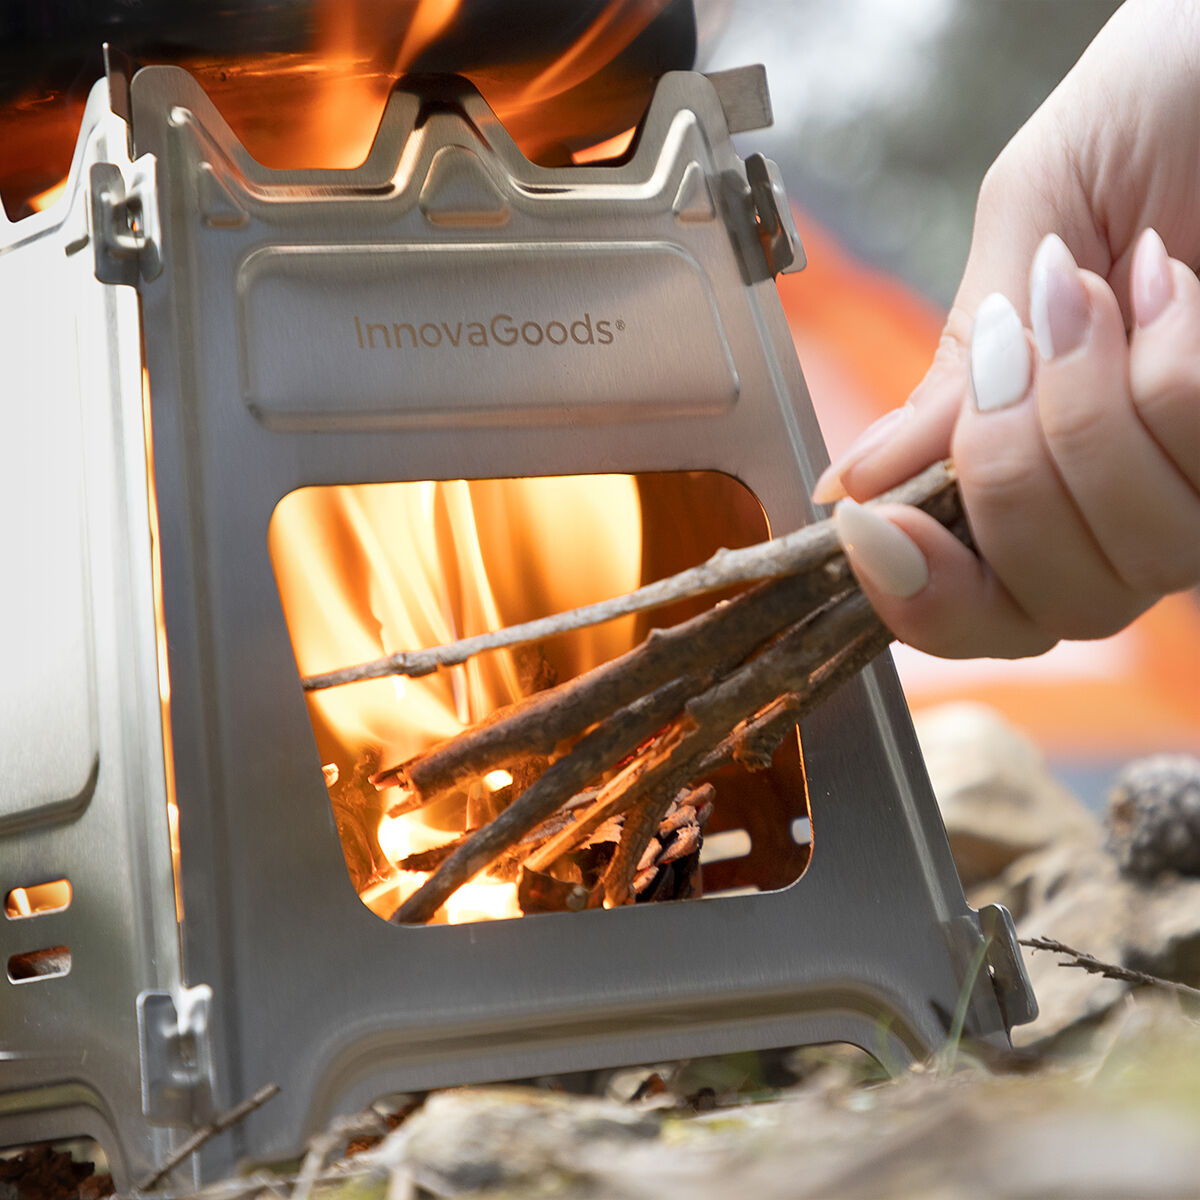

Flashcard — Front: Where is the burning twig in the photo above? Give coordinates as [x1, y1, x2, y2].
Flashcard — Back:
[373, 462, 967, 924]
[302, 461, 958, 694]
[136, 1082, 280, 1191]
[390, 676, 709, 924]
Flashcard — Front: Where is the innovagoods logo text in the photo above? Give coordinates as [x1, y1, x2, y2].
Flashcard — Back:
[353, 311, 623, 351]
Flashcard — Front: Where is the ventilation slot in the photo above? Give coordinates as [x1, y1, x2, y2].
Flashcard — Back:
[5, 879, 72, 919]
[8, 946, 71, 983]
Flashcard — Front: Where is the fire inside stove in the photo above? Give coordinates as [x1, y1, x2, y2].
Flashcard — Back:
[269, 472, 813, 925]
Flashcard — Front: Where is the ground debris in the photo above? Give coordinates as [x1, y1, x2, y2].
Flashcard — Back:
[158, 994, 1200, 1199]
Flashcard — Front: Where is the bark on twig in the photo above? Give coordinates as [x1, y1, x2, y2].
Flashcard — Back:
[373, 463, 964, 809]
[389, 676, 707, 924]
[524, 591, 885, 898]
[602, 787, 682, 907]
[303, 460, 959, 693]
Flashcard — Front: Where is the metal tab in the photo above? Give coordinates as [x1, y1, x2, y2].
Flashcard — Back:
[704, 64, 773, 134]
[979, 904, 1039, 1028]
[746, 153, 806, 276]
[91, 156, 162, 285]
[138, 986, 216, 1126]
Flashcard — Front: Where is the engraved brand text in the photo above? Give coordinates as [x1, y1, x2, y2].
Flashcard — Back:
[353, 312, 622, 351]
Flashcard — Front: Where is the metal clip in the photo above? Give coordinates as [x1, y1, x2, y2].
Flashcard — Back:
[979, 904, 1039, 1028]
[138, 986, 216, 1126]
[745, 153, 805, 277]
[91, 157, 163, 286]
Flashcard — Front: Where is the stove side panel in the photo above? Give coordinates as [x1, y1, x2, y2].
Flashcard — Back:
[0, 83, 184, 1183]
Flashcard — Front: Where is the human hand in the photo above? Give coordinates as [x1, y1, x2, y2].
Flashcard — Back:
[811, 0, 1200, 658]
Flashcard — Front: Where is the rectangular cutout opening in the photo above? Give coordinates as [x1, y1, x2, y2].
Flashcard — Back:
[5, 879, 71, 919]
[269, 472, 813, 925]
[8, 945, 71, 983]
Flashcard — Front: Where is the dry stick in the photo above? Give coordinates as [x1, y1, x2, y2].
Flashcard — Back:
[303, 460, 959, 692]
[710, 622, 895, 773]
[137, 1082, 280, 1191]
[526, 592, 879, 883]
[373, 463, 964, 806]
[374, 557, 852, 805]
[1021, 936, 1200, 1000]
[522, 728, 694, 874]
[599, 591, 884, 904]
[529, 619, 895, 884]
[388, 675, 707, 924]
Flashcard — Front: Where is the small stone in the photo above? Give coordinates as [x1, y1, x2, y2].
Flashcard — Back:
[1106, 755, 1200, 880]
[914, 703, 1098, 887]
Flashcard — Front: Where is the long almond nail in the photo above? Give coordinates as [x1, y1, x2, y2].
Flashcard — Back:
[812, 407, 912, 504]
[1030, 234, 1090, 359]
[1131, 228, 1173, 327]
[970, 293, 1032, 412]
[834, 499, 928, 598]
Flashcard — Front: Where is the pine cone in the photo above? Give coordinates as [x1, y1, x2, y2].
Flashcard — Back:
[1105, 755, 1200, 879]
[632, 784, 715, 902]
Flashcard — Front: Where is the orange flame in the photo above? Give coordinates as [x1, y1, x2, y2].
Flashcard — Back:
[269, 476, 642, 923]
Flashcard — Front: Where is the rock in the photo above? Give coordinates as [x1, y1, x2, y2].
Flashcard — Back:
[342, 1030, 1200, 1200]
[1106, 755, 1200, 879]
[363, 1088, 660, 1195]
[974, 831, 1200, 1049]
[913, 703, 1098, 888]
[988, 841, 1130, 1048]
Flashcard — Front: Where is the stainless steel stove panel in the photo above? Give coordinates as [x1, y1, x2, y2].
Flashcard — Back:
[0, 80, 183, 1182]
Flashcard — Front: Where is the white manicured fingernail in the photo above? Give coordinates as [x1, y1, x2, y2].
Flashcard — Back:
[1030, 234, 1090, 359]
[970, 293, 1032, 412]
[834, 499, 928, 598]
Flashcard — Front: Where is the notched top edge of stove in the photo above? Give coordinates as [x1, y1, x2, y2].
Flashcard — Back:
[126, 64, 749, 201]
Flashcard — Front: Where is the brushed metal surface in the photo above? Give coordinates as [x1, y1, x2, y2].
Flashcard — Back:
[236, 242, 739, 427]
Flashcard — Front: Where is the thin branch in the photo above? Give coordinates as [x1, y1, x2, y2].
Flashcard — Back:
[302, 461, 958, 692]
[374, 564, 850, 804]
[137, 1082, 280, 1191]
[388, 676, 705, 925]
[1021, 936, 1200, 1000]
[371, 464, 964, 808]
[531, 591, 884, 901]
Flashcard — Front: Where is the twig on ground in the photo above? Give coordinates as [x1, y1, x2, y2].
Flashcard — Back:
[1021, 936, 1200, 1000]
[136, 1082, 280, 1192]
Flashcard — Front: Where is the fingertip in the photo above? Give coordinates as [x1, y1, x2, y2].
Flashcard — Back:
[844, 505, 1054, 660]
[811, 464, 848, 506]
[834, 499, 928, 599]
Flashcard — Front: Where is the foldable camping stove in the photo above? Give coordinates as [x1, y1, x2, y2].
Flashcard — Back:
[0, 58, 1035, 1187]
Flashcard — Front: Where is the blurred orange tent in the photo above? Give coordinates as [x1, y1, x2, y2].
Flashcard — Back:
[780, 215, 1200, 761]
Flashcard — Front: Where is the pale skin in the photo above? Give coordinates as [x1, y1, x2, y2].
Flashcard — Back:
[813, 0, 1200, 659]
